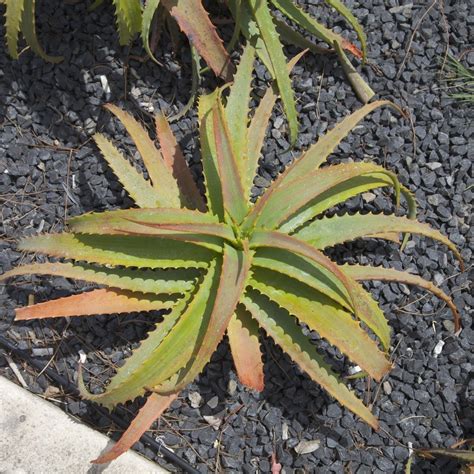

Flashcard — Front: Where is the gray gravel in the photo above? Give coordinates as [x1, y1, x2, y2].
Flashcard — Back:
[0, 0, 473, 472]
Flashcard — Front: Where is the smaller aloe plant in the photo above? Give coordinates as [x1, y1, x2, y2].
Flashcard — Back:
[4, 0, 372, 141]
[1, 47, 462, 463]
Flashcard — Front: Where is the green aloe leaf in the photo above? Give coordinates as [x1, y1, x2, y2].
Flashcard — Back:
[141, 0, 161, 64]
[242, 289, 379, 429]
[198, 90, 225, 219]
[68, 207, 234, 250]
[155, 112, 206, 211]
[0, 262, 196, 295]
[79, 260, 219, 409]
[112, 0, 142, 45]
[250, 269, 390, 381]
[245, 50, 306, 198]
[5, 0, 24, 59]
[249, 162, 401, 231]
[248, 0, 298, 145]
[297, 213, 463, 265]
[157, 243, 252, 394]
[323, 0, 367, 59]
[212, 98, 248, 224]
[225, 43, 256, 168]
[103, 105, 181, 207]
[21, 0, 63, 63]
[18, 233, 212, 269]
[92, 133, 163, 208]
[343, 264, 461, 332]
[278, 100, 397, 186]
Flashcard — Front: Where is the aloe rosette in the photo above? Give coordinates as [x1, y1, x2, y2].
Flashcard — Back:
[1, 47, 462, 463]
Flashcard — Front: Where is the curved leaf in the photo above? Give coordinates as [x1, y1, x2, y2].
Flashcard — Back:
[141, 0, 161, 64]
[18, 233, 212, 269]
[22, 0, 63, 62]
[14, 288, 173, 320]
[297, 213, 463, 266]
[343, 264, 461, 331]
[157, 243, 252, 394]
[242, 290, 379, 429]
[250, 269, 390, 381]
[249, 162, 400, 231]
[0, 262, 196, 295]
[228, 305, 264, 392]
[79, 260, 219, 408]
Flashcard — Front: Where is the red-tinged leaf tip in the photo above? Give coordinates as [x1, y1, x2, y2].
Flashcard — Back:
[15, 288, 171, 320]
[92, 392, 178, 464]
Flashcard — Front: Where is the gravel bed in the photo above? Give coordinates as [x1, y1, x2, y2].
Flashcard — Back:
[0, 1, 472, 472]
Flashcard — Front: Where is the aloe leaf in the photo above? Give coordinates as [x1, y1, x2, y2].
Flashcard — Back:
[198, 91, 224, 219]
[333, 40, 374, 104]
[92, 392, 178, 464]
[280, 175, 416, 235]
[323, 0, 367, 59]
[271, 0, 341, 51]
[250, 230, 393, 348]
[343, 264, 461, 332]
[21, 0, 63, 63]
[212, 99, 248, 224]
[14, 288, 174, 321]
[250, 269, 390, 381]
[5, 0, 24, 59]
[228, 305, 264, 392]
[103, 105, 181, 207]
[79, 259, 220, 408]
[161, 0, 234, 80]
[248, 0, 298, 145]
[245, 50, 306, 198]
[297, 213, 463, 266]
[155, 112, 205, 211]
[18, 233, 212, 269]
[112, 0, 142, 45]
[253, 247, 349, 309]
[242, 289, 379, 429]
[0, 262, 196, 295]
[225, 43, 255, 166]
[157, 244, 252, 394]
[249, 162, 400, 231]
[92, 133, 163, 208]
[141, 0, 161, 64]
[68, 208, 234, 248]
[274, 17, 331, 55]
[277, 100, 397, 187]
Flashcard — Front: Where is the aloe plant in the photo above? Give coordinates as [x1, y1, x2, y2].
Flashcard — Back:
[1, 47, 462, 463]
[3, 0, 371, 141]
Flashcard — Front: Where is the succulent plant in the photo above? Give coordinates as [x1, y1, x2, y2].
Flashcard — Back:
[3, 0, 371, 139]
[1, 47, 461, 463]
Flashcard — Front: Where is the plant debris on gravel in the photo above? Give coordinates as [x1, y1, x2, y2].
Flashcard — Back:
[0, 1, 472, 473]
